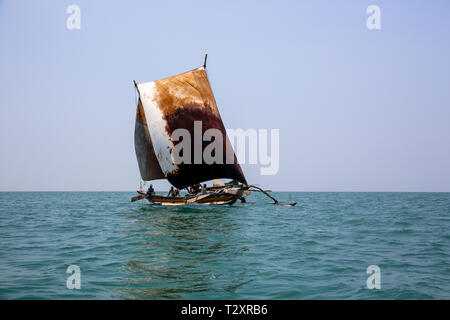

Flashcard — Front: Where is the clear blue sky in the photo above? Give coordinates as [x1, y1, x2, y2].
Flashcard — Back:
[1, 0, 449, 191]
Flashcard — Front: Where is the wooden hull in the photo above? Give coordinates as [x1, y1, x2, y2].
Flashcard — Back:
[147, 195, 188, 206]
[139, 188, 246, 206]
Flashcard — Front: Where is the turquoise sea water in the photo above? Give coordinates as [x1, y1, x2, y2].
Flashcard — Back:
[0, 192, 448, 299]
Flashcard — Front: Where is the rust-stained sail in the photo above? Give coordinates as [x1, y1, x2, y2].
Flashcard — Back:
[134, 66, 247, 189]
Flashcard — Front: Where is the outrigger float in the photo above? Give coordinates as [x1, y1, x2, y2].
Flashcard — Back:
[131, 55, 296, 207]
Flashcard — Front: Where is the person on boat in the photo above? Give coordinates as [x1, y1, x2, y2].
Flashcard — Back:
[201, 184, 207, 194]
[168, 186, 175, 196]
[173, 188, 180, 197]
[190, 184, 201, 194]
[147, 184, 155, 196]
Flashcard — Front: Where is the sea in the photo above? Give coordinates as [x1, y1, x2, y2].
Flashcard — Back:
[0, 192, 448, 299]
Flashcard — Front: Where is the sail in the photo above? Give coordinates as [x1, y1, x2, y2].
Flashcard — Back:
[135, 66, 247, 189]
[134, 98, 165, 181]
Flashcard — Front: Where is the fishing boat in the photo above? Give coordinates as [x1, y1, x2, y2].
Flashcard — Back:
[131, 55, 295, 206]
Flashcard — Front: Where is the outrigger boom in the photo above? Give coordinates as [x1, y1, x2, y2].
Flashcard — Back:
[247, 185, 297, 206]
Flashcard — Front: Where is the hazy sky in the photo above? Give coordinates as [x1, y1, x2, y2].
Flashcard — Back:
[1, 0, 449, 191]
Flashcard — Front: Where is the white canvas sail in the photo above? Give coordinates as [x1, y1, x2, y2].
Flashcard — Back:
[134, 98, 165, 181]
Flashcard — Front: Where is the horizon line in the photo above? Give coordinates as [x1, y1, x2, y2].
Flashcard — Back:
[0, 190, 449, 193]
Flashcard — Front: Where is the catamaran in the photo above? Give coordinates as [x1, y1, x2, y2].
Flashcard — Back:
[131, 55, 295, 206]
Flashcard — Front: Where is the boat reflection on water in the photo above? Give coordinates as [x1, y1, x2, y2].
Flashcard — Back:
[114, 204, 253, 299]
